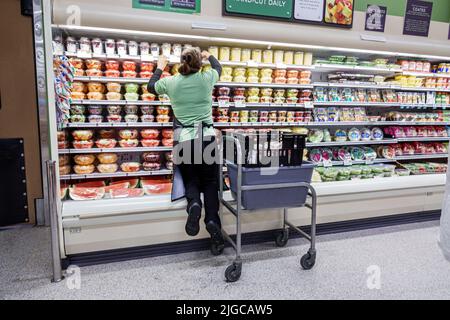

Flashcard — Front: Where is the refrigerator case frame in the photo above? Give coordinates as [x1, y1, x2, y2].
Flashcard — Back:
[41, 6, 448, 258]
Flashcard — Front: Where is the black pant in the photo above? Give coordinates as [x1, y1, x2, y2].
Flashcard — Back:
[176, 136, 221, 227]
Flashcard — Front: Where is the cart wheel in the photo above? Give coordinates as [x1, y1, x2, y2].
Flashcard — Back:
[300, 252, 316, 270]
[210, 242, 225, 256]
[225, 263, 242, 282]
[275, 230, 289, 247]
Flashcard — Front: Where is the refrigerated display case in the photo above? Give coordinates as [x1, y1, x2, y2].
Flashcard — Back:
[37, 0, 449, 261]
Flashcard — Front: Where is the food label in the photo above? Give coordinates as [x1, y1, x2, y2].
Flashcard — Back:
[304, 101, 314, 109]
[218, 100, 230, 108]
[343, 156, 353, 166]
[224, 0, 294, 19]
[323, 159, 333, 167]
[140, 55, 154, 62]
[77, 52, 92, 59]
[234, 100, 246, 108]
[118, 153, 140, 163]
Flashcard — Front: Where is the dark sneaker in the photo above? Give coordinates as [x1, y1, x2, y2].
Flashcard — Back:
[185, 203, 201, 236]
[206, 221, 225, 255]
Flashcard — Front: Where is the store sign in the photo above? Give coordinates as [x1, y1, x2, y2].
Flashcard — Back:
[403, 0, 433, 37]
[365, 4, 387, 33]
[224, 0, 293, 19]
[132, 0, 200, 14]
[223, 0, 354, 28]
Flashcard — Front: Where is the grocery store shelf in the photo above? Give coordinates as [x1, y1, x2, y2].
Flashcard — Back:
[212, 102, 312, 108]
[70, 100, 171, 106]
[313, 101, 400, 107]
[402, 71, 450, 78]
[306, 139, 396, 148]
[313, 174, 445, 196]
[215, 82, 313, 89]
[219, 61, 315, 70]
[397, 137, 450, 142]
[314, 82, 395, 89]
[62, 122, 173, 128]
[213, 122, 305, 128]
[60, 169, 172, 180]
[313, 64, 400, 74]
[61, 174, 445, 217]
[58, 146, 172, 154]
[394, 154, 449, 161]
[399, 87, 450, 92]
[316, 159, 395, 167]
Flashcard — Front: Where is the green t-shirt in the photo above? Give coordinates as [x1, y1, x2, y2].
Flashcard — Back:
[155, 69, 219, 142]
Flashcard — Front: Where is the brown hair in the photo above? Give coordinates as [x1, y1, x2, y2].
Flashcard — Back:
[179, 48, 202, 76]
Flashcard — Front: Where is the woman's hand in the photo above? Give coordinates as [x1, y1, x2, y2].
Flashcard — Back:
[201, 50, 211, 60]
[157, 55, 169, 70]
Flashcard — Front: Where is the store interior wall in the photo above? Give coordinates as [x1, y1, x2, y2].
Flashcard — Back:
[52, 0, 450, 56]
[0, 0, 42, 225]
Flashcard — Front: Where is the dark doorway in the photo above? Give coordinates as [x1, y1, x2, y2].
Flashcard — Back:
[0, 138, 28, 226]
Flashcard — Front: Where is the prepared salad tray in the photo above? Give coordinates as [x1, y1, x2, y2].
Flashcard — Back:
[308, 146, 377, 164]
[314, 163, 399, 182]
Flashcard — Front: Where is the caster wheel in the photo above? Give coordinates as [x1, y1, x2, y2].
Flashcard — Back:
[210, 242, 225, 256]
[225, 263, 242, 282]
[275, 230, 289, 247]
[300, 252, 316, 270]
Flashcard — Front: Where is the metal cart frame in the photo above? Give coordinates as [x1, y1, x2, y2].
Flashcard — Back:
[218, 135, 318, 282]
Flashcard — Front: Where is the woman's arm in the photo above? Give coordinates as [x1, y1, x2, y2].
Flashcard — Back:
[147, 55, 169, 95]
[147, 69, 163, 95]
[208, 55, 222, 77]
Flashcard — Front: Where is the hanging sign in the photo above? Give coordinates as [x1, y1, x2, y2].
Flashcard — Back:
[403, 0, 433, 37]
[365, 4, 387, 33]
[132, 0, 201, 14]
[223, 0, 354, 28]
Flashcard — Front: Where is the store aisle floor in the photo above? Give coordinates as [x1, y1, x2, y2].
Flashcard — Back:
[1, 221, 449, 300]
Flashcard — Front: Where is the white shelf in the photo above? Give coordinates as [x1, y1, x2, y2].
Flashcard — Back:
[402, 71, 450, 78]
[60, 169, 173, 180]
[313, 101, 400, 107]
[306, 139, 396, 148]
[70, 100, 171, 105]
[316, 159, 395, 167]
[216, 82, 313, 89]
[314, 82, 395, 89]
[397, 137, 450, 142]
[63, 122, 173, 128]
[212, 102, 311, 108]
[59, 146, 172, 154]
[394, 154, 449, 161]
[314, 64, 399, 74]
[399, 87, 450, 92]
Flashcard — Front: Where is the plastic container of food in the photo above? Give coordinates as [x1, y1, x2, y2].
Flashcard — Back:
[87, 92, 104, 101]
[123, 114, 138, 123]
[121, 162, 141, 173]
[85, 59, 102, 70]
[105, 70, 120, 78]
[106, 105, 121, 115]
[87, 115, 102, 123]
[73, 164, 95, 175]
[260, 96, 273, 103]
[116, 40, 127, 56]
[73, 140, 94, 149]
[141, 115, 155, 123]
[141, 129, 160, 139]
[124, 83, 139, 94]
[106, 82, 121, 93]
[139, 42, 150, 56]
[95, 138, 117, 149]
[85, 69, 103, 77]
[274, 89, 286, 98]
[72, 82, 86, 93]
[105, 60, 120, 71]
[219, 47, 230, 61]
[156, 106, 170, 115]
[141, 139, 160, 147]
[107, 115, 122, 123]
[128, 41, 139, 56]
[105, 39, 116, 55]
[263, 50, 273, 64]
[124, 93, 139, 101]
[73, 154, 96, 166]
[251, 49, 262, 63]
[231, 48, 242, 62]
[98, 129, 115, 139]
[139, 71, 153, 79]
[70, 105, 85, 115]
[87, 82, 105, 93]
[156, 115, 170, 123]
[106, 92, 122, 101]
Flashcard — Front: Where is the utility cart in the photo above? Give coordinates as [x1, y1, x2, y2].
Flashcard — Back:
[217, 132, 318, 282]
